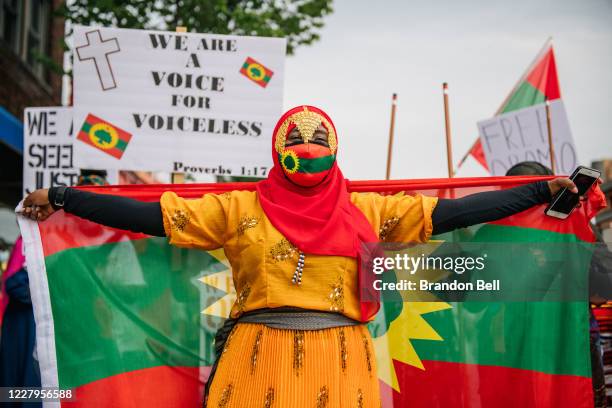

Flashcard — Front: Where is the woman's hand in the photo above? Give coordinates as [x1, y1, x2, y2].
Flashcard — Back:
[21, 188, 54, 221]
[547, 177, 578, 196]
[547, 177, 602, 205]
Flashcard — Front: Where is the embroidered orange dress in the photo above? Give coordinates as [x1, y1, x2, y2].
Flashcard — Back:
[160, 190, 437, 407]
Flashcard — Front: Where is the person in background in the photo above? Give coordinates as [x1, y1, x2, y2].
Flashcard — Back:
[0, 235, 41, 408]
[77, 169, 109, 188]
[506, 161, 607, 408]
[505, 161, 554, 177]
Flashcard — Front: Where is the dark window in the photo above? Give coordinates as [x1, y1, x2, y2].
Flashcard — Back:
[0, 0, 51, 82]
[0, 0, 23, 54]
[24, 0, 51, 81]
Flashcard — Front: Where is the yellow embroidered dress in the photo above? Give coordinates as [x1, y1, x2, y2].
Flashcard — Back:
[160, 190, 437, 407]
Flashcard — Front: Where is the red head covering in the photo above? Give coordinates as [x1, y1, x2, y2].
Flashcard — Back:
[256, 106, 380, 321]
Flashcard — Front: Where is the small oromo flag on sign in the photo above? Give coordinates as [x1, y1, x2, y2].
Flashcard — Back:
[240, 57, 273, 88]
[77, 114, 132, 159]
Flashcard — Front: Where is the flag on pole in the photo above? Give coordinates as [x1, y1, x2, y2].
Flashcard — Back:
[18, 178, 604, 407]
[458, 40, 561, 171]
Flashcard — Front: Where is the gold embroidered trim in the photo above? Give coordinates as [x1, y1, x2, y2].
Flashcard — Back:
[316, 385, 329, 408]
[238, 215, 260, 235]
[292, 108, 324, 144]
[274, 119, 291, 153]
[235, 283, 251, 314]
[328, 276, 344, 312]
[357, 389, 364, 408]
[274, 107, 338, 154]
[379, 216, 400, 241]
[264, 387, 274, 408]
[293, 331, 305, 375]
[217, 383, 233, 407]
[170, 209, 190, 232]
[269, 238, 297, 262]
[339, 328, 347, 373]
[363, 335, 373, 374]
[250, 329, 263, 374]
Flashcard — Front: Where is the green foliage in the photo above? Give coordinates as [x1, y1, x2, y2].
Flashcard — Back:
[56, 0, 333, 55]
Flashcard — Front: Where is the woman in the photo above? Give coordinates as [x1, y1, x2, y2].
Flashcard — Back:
[23, 106, 577, 407]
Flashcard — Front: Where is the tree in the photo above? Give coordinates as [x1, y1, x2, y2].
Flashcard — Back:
[57, 0, 333, 56]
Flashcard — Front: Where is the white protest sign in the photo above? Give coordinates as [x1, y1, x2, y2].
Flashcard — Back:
[23, 107, 77, 196]
[23, 107, 118, 196]
[477, 100, 578, 175]
[72, 25, 286, 176]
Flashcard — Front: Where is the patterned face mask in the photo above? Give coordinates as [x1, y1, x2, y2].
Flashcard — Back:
[279, 142, 335, 187]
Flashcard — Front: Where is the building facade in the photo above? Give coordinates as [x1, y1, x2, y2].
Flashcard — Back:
[0, 0, 64, 249]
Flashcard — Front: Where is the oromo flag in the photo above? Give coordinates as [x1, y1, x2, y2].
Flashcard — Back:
[18, 177, 605, 407]
[77, 114, 132, 160]
[240, 57, 274, 88]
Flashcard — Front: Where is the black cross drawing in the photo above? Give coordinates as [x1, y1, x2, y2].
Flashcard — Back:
[76, 30, 121, 91]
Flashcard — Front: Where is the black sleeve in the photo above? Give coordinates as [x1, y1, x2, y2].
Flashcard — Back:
[49, 187, 166, 237]
[432, 181, 551, 235]
[5, 268, 31, 304]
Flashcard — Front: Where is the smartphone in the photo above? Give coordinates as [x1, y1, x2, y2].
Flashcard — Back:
[544, 166, 601, 219]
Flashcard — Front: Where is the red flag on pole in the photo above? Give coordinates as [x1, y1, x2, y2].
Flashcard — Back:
[457, 39, 561, 171]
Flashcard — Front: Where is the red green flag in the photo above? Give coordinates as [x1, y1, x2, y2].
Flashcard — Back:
[18, 177, 605, 407]
[77, 114, 132, 159]
[459, 41, 561, 171]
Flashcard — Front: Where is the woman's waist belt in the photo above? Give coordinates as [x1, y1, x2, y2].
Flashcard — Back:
[237, 307, 361, 330]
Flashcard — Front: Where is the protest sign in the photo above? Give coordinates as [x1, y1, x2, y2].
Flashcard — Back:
[477, 100, 577, 175]
[24, 107, 117, 196]
[72, 26, 286, 175]
[23, 107, 77, 195]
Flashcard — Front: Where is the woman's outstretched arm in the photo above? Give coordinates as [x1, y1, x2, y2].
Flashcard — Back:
[22, 187, 165, 237]
[431, 178, 578, 235]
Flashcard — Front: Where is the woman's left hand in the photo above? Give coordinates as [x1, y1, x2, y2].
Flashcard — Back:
[547, 178, 578, 196]
[547, 177, 602, 200]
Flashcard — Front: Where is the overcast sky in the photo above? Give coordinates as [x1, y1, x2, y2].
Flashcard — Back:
[283, 0, 612, 179]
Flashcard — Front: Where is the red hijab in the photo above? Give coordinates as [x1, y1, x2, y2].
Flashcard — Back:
[256, 106, 380, 321]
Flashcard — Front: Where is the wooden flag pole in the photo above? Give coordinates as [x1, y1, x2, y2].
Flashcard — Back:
[172, 26, 188, 184]
[443, 83, 454, 178]
[545, 97, 556, 174]
[385, 93, 397, 180]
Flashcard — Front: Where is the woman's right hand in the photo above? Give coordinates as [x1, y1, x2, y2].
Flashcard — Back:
[22, 188, 55, 221]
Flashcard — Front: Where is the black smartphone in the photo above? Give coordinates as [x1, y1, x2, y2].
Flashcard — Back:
[544, 166, 601, 219]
